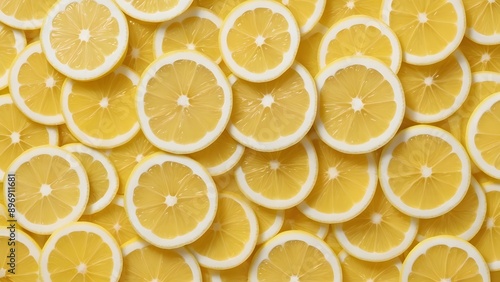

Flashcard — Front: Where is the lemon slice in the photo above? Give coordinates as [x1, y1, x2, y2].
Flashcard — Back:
[319, 0, 383, 27]
[250, 230, 342, 281]
[57, 123, 79, 146]
[154, 7, 222, 63]
[461, 37, 500, 72]
[121, 238, 201, 281]
[0, 203, 7, 225]
[0, 22, 26, 90]
[207, 255, 252, 282]
[40, 222, 122, 281]
[61, 65, 140, 149]
[228, 63, 317, 152]
[398, 50, 472, 123]
[125, 153, 218, 249]
[335, 187, 418, 262]
[0, 229, 41, 281]
[315, 56, 405, 154]
[188, 192, 259, 270]
[281, 207, 329, 239]
[235, 137, 318, 210]
[4, 145, 88, 234]
[402, 235, 490, 281]
[123, 18, 158, 75]
[62, 143, 118, 215]
[0, 0, 58, 30]
[219, 0, 300, 83]
[194, 0, 246, 19]
[319, 15, 402, 73]
[137, 50, 232, 154]
[24, 28, 39, 43]
[9, 41, 65, 125]
[279, 0, 326, 35]
[325, 229, 343, 255]
[114, 0, 193, 23]
[296, 23, 328, 77]
[381, 0, 466, 65]
[0, 94, 58, 180]
[463, 0, 500, 45]
[339, 250, 402, 281]
[40, 0, 128, 81]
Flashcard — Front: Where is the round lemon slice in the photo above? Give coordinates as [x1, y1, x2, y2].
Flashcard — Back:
[320, 0, 383, 27]
[123, 18, 158, 75]
[219, 0, 300, 82]
[339, 250, 402, 282]
[0, 22, 26, 90]
[114, 0, 192, 23]
[125, 153, 218, 249]
[0, 0, 57, 30]
[460, 37, 500, 72]
[137, 50, 232, 154]
[207, 256, 252, 282]
[280, 0, 326, 35]
[463, 0, 500, 45]
[296, 23, 328, 77]
[0, 229, 41, 281]
[40, 0, 128, 81]
[281, 207, 329, 239]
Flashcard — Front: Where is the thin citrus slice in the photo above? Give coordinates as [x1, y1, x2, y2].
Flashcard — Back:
[219, 0, 300, 82]
[381, 0, 466, 65]
[463, 0, 500, 45]
[0, 22, 26, 90]
[194, 0, 246, 19]
[315, 56, 405, 154]
[188, 192, 259, 270]
[339, 250, 402, 282]
[3, 145, 88, 234]
[319, 0, 383, 27]
[40, 222, 122, 281]
[281, 207, 329, 239]
[9, 41, 66, 125]
[0, 229, 41, 281]
[335, 187, 418, 262]
[121, 238, 201, 281]
[235, 137, 318, 210]
[278, 0, 326, 35]
[137, 50, 232, 154]
[296, 23, 328, 77]
[208, 255, 252, 282]
[61, 66, 140, 149]
[402, 235, 490, 281]
[57, 123, 79, 146]
[40, 0, 128, 81]
[319, 15, 402, 73]
[154, 7, 222, 63]
[249, 230, 342, 281]
[227, 62, 317, 152]
[123, 18, 158, 75]
[325, 229, 343, 255]
[0, 0, 58, 30]
[125, 153, 218, 249]
[114, 0, 193, 23]
[461, 37, 500, 72]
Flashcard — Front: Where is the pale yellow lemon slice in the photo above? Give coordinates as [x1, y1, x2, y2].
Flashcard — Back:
[0, 0, 58, 30]
[296, 23, 328, 77]
[463, 0, 500, 45]
[339, 250, 402, 282]
[320, 0, 383, 27]
[194, 0, 246, 19]
[461, 37, 500, 72]
[0, 22, 26, 90]
[114, 0, 193, 23]
[278, 0, 326, 35]
[0, 229, 41, 281]
[281, 207, 329, 239]
[123, 18, 158, 75]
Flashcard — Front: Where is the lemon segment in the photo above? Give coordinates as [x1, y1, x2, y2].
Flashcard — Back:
[463, 0, 500, 45]
[296, 23, 327, 77]
[339, 250, 402, 282]
[0, 22, 26, 90]
[0, 0, 58, 30]
[114, 0, 193, 23]
[320, 0, 383, 27]
[123, 18, 158, 75]
[460, 37, 500, 72]
[0, 229, 41, 281]
[279, 0, 326, 35]
[281, 207, 329, 239]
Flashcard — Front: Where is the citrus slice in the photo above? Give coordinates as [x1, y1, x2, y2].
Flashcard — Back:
[188, 192, 259, 270]
[281, 207, 329, 239]
[0, 203, 7, 225]
[249, 230, 342, 281]
[114, 0, 193, 23]
[123, 18, 158, 75]
[57, 123, 79, 146]
[339, 250, 402, 281]
[463, 0, 500, 45]
[298, 135, 378, 223]
[40, 0, 128, 81]
[0, 94, 58, 180]
[381, 0, 466, 65]
[121, 238, 201, 281]
[0, 229, 41, 281]
[24, 230, 50, 249]
[24, 28, 39, 43]
[315, 56, 405, 154]
[9, 41, 66, 125]
[40, 222, 122, 281]
[398, 50, 472, 123]
[3, 145, 89, 234]
[235, 137, 318, 210]
[219, 0, 300, 82]
[279, 0, 326, 35]
[208, 255, 252, 282]
[335, 187, 418, 262]
[137, 50, 232, 154]
[0, 0, 58, 30]
[296, 23, 328, 77]
[61, 65, 140, 149]
[319, 15, 402, 73]
[227, 63, 317, 152]
[62, 143, 118, 215]
[379, 125, 471, 218]
[402, 235, 490, 281]
[460, 37, 500, 72]
[194, 0, 246, 19]
[0, 22, 26, 90]
[319, 0, 383, 27]
[154, 7, 222, 63]
[466, 92, 500, 178]
[125, 153, 218, 249]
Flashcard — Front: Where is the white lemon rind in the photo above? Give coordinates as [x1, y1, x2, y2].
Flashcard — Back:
[114, 0, 193, 23]
[0, 23, 26, 89]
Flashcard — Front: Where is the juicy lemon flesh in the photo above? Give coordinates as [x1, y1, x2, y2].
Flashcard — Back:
[72, 152, 109, 207]
[49, 0, 119, 70]
[388, 0, 458, 57]
[249, 202, 280, 237]
[195, 0, 246, 18]
[320, 0, 382, 27]
[470, 190, 500, 264]
[124, 19, 157, 75]
[17, 154, 81, 225]
[58, 124, 79, 146]
[296, 29, 323, 76]
[0, 0, 56, 22]
[213, 170, 240, 193]
[281, 208, 325, 235]
[86, 203, 136, 246]
[133, 161, 210, 238]
[227, 7, 292, 73]
[127, 0, 179, 13]
[144, 60, 223, 144]
[257, 240, 335, 281]
[409, 245, 483, 281]
[283, 0, 320, 29]
[474, 100, 500, 170]
[68, 70, 137, 140]
[325, 230, 343, 254]
[0, 24, 19, 80]
[219, 259, 251, 281]
[319, 64, 397, 145]
[190, 131, 239, 168]
[47, 231, 114, 281]
[460, 38, 500, 72]
[0, 237, 39, 280]
[464, 0, 500, 36]
[342, 255, 400, 281]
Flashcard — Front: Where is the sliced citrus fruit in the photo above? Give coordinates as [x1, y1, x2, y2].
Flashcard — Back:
[61, 65, 140, 149]
[334, 187, 418, 262]
[24, 28, 39, 43]
[250, 230, 342, 281]
[227, 63, 317, 152]
[281, 207, 329, 239]
[319, 15, 402, 73]
[194, 0, 246, 18]
[315, 56, 405, 154]
[235, 137, 318, 210]
[339, 250, 402, 281]
[463, 0, 500, 45]
[123, 18, 158, 75]
[137, 50, 232, 154]
[57, 123, 79, 146]
[219, 0, 300, 82]
[402, 235, 490, 281]
[125, 153, 218, 249]
[461, 37, 500, 72]
[3, 145, 88, 234]
[0, 22, 26, 90]
[319, 0, 383, 27]
[0, 229, 41, 281]
[296, 23, 327, 77]
[40, 0, 128, 81]
[0, 0, 58, 30]
[208, 255, 252, 282]
[279, 0, 326, 35]
[381, 0, 466, 65]
[9, 41, 66, 125]
[114, 0, 193, 23]
[24, 230, 50, 249]
[325, 229, 343, 255]
[0, 203, 7, 225]
[154, 7, 222, 63]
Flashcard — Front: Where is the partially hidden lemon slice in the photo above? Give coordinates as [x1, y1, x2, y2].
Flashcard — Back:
[0, 22, 26, 90]
[123, 18, 158, 76]
[320, 0, 383, 27]
[125, 153, 218, 249]
[279, 0, 326, 35]
[0, 0, 58, 30]
[281, 207, 329, 239]
[325, 229, 343, 255]
[194, 0, 246, 19]
[463, 0, 500, 45]
[296, 23, 328, 77]
[207, 255, 252, 282]
[460, 37, 500, 72]
[0, 229, 41, 281]
[114, 0, 193, 23]
[339, 250, 402, 282]
[58, 123, 79, 146]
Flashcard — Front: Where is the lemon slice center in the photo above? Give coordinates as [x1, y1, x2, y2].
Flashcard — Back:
[417, 12, 428, 24]
[77, 263, 87, 274]
[327, 167, 339, 180]
[113, 222, 121, 232]
[10, 132, 20, 143]
[135, 154, 144, 162]
[371, 212, 383, 224]
[131, 48, 141, 59]
[346, 1, 355, 9]
[212, 221, 222, 231]
[421, 165, 433, 178]
[269, 160, 280, 170]
[486, 217, 495, 229]
[177, 95, 190, 108]
[488, 0, 496, 3]
[40, 184, 52, 196]
[165, 195, 178, 207]
[441, 278, 452, 282]
[99, 97, 109, 108]
[351, 97, 364, 111]
[481, 53, 491, 63]
[255, 35, 266, 47]
[46, 76, 56, 88]
[186, 43, 196, 51]
[261, 94, 275, 108]
[79, 29, 91, 42]
[290, 275, 300, 282]
[424, 76, 434, 86]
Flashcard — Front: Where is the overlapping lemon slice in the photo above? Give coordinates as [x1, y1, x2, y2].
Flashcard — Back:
[281, 207, 329, 239]
[279, 0, 326, 35]
[58, 123, 79, 146]
[339, 250, 402, 281]
[0, 0, 58, 30]
[114, 0, 193, 23]
[123, 18, 158, 75]
[0, 22, 26, 90]
[463, 0, 500, 45]
[194, 0, 246, 19]
[461, 37, 500, 72]
[0, 229, 41, 281]
[320, 0, 383, 27]
[296, 23, 328, 77]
